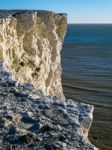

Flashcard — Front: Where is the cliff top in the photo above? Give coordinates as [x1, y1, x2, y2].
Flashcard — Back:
[0, 10, 67, 18]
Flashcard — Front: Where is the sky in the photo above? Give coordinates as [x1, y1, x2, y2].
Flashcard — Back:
[0, 0, 112, 24]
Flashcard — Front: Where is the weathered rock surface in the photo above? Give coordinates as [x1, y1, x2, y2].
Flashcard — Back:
[0, 10, 67, 99]
[0, 62, 96, 150]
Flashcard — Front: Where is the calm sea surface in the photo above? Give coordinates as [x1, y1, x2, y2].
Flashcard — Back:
[62, 24, 112, 150]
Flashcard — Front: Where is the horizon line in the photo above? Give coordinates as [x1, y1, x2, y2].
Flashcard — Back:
[68, 23, 112, 24]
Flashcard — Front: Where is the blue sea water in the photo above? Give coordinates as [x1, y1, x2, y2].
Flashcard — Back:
[62, 24, 112, 149]
[62, 24, 112, 106]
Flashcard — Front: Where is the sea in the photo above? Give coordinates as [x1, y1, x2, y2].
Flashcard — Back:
[62, 24, 112, 150]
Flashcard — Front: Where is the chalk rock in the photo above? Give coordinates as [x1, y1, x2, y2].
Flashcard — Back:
[0, 62, 97, 149]
[0, 10, 67, 99]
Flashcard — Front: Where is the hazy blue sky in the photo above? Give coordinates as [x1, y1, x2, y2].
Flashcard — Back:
[0, 0, 112, 23]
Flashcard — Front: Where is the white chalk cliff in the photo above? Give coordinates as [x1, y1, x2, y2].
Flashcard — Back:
[0, 10, 67, 99]
[0, 10, 97, 150]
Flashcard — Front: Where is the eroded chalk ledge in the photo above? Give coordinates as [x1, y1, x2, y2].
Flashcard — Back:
[0, 62, 97, 150]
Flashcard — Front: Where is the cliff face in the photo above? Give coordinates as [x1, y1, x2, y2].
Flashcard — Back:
[0, 10, 67, 99]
